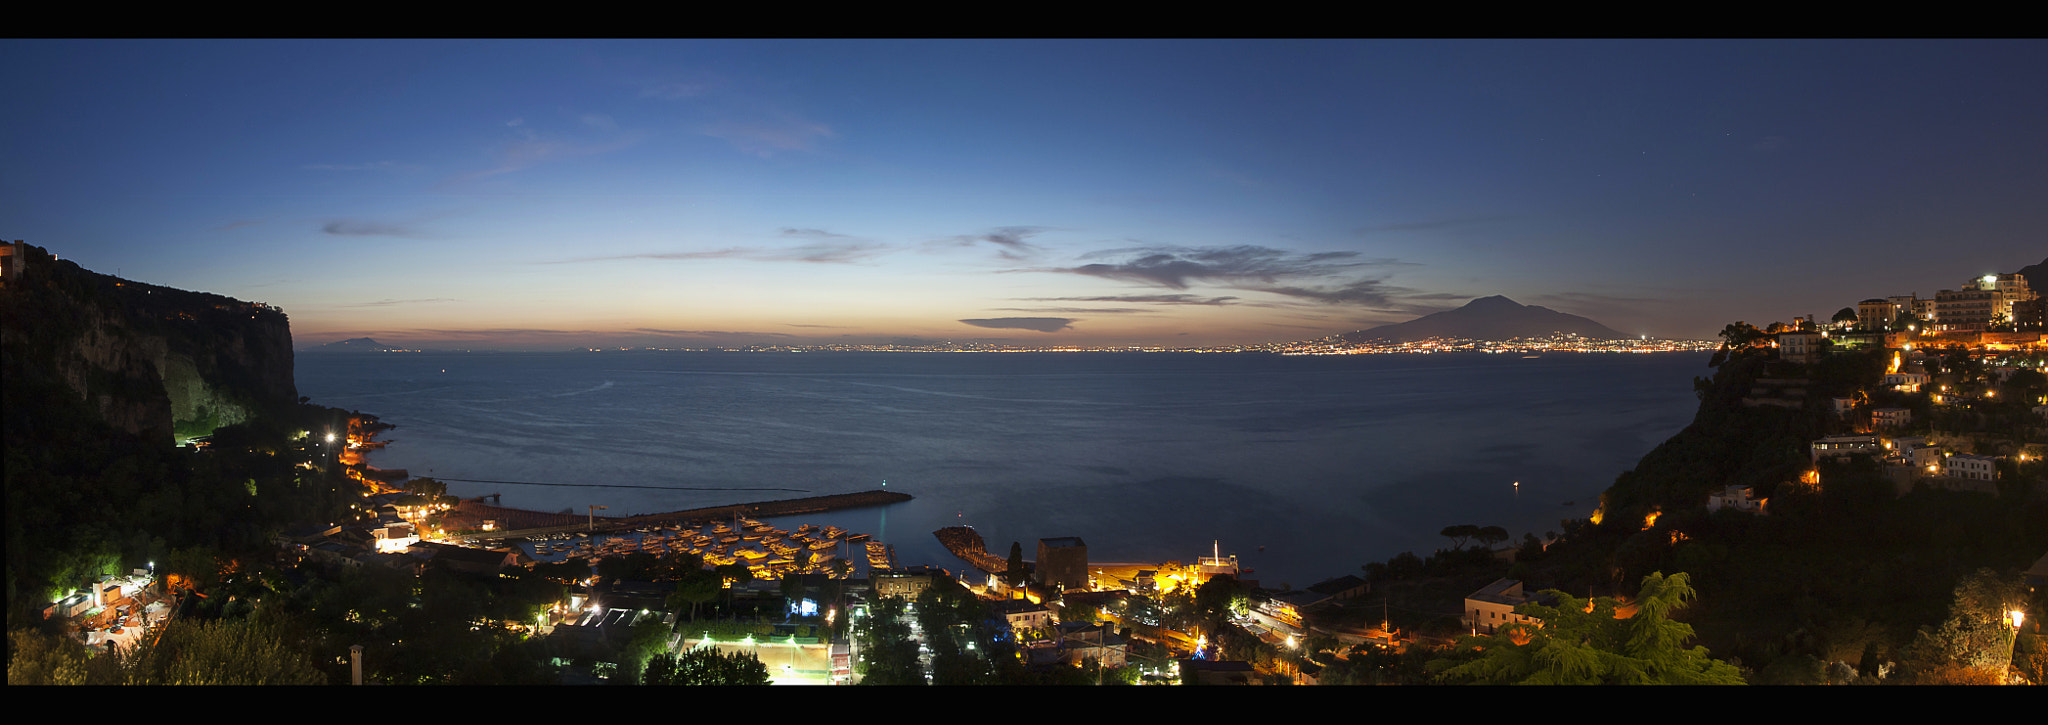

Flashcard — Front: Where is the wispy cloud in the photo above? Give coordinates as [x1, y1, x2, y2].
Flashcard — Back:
[1021, 294, 1242, 306]
[1052, 245, 1402, 290]
[933, 226, 1050, 261]
[959, 317, 1075, 332]
[563, 228, 887, 265]
[458, 117, 646, 181]
[321, 219, 434, 238]
[699, 114, 836, 157]
[341, 298, 456, 308]
[302, 160, 420, 172]
[991, 307, 1148, 315]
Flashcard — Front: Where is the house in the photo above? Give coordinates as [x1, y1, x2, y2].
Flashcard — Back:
[1943, 453, 1999, 482]
[989, 598, 1054, 637]
[1706, 485, 1767, 515]
[1812, 435, 1882, 464]
[1777, 330, 1825, 364]
[1464, 578, 1547, 635]
[872, 565, 947, 600]
[1871, 408, 1912, 430]
[1055, 622, 1128, 667]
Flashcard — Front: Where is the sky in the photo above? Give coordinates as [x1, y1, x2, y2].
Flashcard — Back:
[4, 39, 2043, 350]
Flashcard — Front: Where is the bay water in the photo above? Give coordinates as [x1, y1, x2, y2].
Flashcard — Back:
[294, 351, 1707, 588]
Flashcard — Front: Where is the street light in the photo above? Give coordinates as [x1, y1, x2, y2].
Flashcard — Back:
[2007, 609, 2027, 684]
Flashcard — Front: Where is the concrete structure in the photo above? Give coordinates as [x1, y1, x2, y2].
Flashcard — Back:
[872, 565, 946, 600]
[1706, 485, 1766, 515]
[1812, 435, 1882, 464]
[1883, 372, 1929, 392]
[1871, 407, 1912, 430]
[1777, 330, 1826, 364]
[989, 598, 1054, 636]
[1464, 578, 1545, 635]
[1035, 537, 1088, 592]
[1943, 454, 1999, 482]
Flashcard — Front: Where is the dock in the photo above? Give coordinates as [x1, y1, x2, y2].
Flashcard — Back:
[440, 489, 912, 541]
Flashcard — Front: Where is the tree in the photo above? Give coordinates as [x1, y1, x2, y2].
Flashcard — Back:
[1005, 541, 1028, 588]
[1832, 307, 1859, 326]
[669, 570, 722, 622]
[1428, 571, 1744, 685]
[1474, 525, 1510, 551]
[1440, 524, 1480, 550]
[1899, 569, 2027, 680]
[644, 647, 772, 685]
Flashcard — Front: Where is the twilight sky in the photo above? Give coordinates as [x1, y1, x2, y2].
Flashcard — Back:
[4, 39, 2043, 350]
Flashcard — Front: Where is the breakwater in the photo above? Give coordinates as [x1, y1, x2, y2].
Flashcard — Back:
[935, 525, 1007, 575]
[445, 489, 912, 539]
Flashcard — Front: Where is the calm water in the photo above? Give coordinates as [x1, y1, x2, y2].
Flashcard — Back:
[295, 351, 1707, 587]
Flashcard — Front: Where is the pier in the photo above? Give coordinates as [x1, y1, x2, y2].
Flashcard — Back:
[439, 489, 912, 541]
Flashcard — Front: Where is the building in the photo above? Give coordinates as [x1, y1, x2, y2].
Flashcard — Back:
[1935, 287, 1995, 331]
[1035, 537, 1088, 592]
[989, 598, 1054, 637]
[872, 565, 948, 600]
[1943, 454, 1999, 482]
[1706, 485, 1766, 515]
[1811, 435, 1882, 464]
[0, 240, 23, 288]
[1871, 407, 1912, 430]
[1777, 330, 1826, 364]
[1464, 578, 1547, 635]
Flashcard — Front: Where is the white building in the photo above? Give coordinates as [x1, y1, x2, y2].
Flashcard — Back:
[1943, 454, 1999, 482]
[1464, 578, 1544, 635]
[1706, 485, 1767, 515]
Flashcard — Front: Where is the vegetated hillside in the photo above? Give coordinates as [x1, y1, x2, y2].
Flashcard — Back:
[1522, 342, 2047, 683]
[2, 243, 298, 442]
[3, 243, 356, 624]
[1341, 295, 1627, 343]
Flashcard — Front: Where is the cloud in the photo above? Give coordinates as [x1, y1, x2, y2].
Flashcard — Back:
[935, 226, 1049, 261]
[1054, 245, 1394, 289]
[1022, 294, 1241, 306]
[302, 160, 418, 172]
[458, 118, 646, 181]
[958, 317, 1075, 333]
[580, 113, 617, 131]
[341, 298, 456, 308]
[991, 307, 1148, 314]
[562, 228, 887, 265]
[321, 219, 431, 238]
[700, 115, 836, 157]
[637, 71, 721, 100]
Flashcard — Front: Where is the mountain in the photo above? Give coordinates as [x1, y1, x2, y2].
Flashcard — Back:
[2017, 256, 2047, 292]
[1341, 295, 1627, 343]
[310, 337, 404, 353]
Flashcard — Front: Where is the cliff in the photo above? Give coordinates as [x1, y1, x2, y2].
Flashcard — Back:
[0, 243, 298, 442]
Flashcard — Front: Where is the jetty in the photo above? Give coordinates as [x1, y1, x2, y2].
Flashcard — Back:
[439, 489, 911, 541]
[934, 525, 1008, 575]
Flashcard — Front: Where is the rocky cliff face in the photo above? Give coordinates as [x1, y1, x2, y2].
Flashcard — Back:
[1, 243, 297, 442]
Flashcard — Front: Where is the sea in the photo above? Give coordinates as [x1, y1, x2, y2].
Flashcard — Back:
[294, 350, 1709, 588]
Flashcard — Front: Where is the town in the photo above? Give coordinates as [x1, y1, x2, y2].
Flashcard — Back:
[6, 244, 2044, 685]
